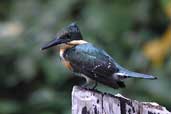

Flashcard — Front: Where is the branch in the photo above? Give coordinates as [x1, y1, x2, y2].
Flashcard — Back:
[72, 86, 170, 114]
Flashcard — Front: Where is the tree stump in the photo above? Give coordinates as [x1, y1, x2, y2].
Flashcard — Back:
[72, 86, 171, 114]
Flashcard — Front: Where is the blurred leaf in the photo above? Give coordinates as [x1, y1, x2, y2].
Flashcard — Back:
[143, 26, 171, 67]
[41, 57, 69, 85]
[0, 100, 20, 114]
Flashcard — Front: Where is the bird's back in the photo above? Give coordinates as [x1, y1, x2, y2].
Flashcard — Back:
[64, 43, 117, 73]
[63, 43, 125, 88]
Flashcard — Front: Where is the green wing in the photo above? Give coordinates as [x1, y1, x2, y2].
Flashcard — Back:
[64, 43, 125, 88]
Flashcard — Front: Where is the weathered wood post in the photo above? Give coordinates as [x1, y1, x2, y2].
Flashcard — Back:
[72, 86, 171, 114]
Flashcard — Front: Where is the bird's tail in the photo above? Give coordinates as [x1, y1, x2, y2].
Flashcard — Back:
[114, 64, 157, 80]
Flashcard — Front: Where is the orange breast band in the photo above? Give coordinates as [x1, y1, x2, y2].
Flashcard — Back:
[61, 59, 73, 71]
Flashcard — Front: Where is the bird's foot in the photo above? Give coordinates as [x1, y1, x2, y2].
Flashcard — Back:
[92, 81, 98, 89]
[81, 81, 98, 90]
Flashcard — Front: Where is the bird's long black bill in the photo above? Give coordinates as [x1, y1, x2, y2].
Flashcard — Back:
[41, 38, 64, 50]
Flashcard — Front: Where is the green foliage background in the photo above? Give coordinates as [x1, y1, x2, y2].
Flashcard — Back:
[0, 0, 170, 114]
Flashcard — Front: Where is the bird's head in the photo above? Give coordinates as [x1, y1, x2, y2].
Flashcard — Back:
[41, 22, 83, 50]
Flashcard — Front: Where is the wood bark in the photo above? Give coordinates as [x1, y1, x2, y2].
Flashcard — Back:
[72, 86, 171, 114]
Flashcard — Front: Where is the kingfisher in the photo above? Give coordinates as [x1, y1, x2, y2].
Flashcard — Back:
[41, 23, 157, 89]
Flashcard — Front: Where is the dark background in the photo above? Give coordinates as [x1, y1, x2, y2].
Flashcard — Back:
[0, 0, 170, 114]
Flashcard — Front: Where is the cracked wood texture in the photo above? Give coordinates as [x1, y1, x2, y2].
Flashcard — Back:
[72, 86, 171, 114]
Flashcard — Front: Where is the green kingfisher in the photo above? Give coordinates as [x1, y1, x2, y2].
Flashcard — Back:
[41, 23, 157, 89]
